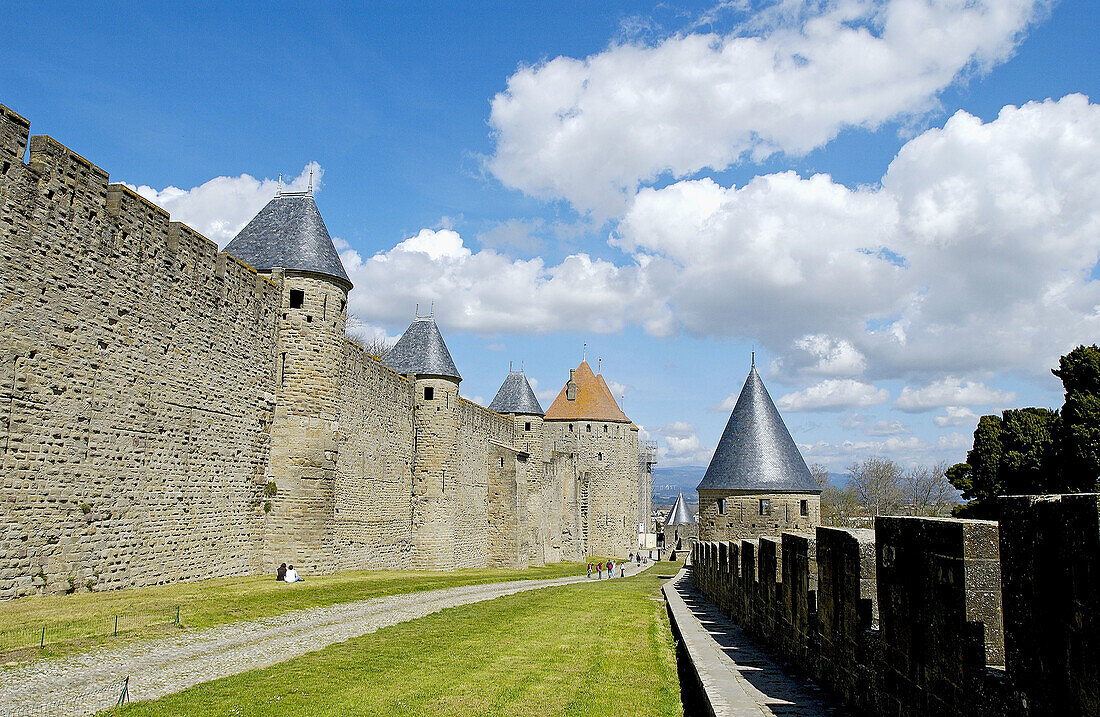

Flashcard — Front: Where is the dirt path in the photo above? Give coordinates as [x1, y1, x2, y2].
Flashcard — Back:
[1, 561, 654, 716]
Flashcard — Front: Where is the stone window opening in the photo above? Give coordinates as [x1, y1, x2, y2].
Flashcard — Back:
[568, 423, 573, 432]
[289, 289, 304, 309]
[524, 421, 531, 431]
[603, 425, 607, 433]
[322, 295, 327, 320]
[424, 386, 434, 400]
[586, 424, 591, 433]
[717, 498, 726, 515]
[800, 499, 809, 516]
[279, 353, 287, 387]
[759, 498, 771, 516]
[500, 457, 504, 468]
[340, 299, 346, 314]
[597, 452, 602, 461]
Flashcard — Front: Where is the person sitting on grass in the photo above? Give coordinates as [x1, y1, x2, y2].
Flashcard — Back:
[277, 563, 287, 582]
[284, 565, 303, 583]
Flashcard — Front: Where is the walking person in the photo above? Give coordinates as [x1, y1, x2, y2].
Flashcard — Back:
[620, 562, 626, 578]
[607, 559, 614, 578]
[587, 562, 593, 579]
[597, 561, 603, 579]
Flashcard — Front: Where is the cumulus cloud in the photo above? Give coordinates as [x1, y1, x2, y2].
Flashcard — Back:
[933, 406, 980, 427]
[864, 419, 911, 436]
[895, 378, 1015, 412]
[652, 421, 712, 466]
[338, 227, 665, 335]
[800, 431, 970, 470]
[776, 379, 889, 412]
[614, 95, 1100, 378]
[488, 0, 1046, 213]
[127, 163, 320, 247]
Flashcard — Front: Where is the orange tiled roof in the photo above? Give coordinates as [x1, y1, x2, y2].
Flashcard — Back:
[544, 360, 631, 423]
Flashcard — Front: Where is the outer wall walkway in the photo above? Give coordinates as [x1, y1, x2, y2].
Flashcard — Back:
[663, 566, 844, 717]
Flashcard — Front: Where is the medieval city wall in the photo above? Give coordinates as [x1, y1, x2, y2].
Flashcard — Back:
[691, 493, 1100, 716]
[0, 108, 282, 599]
[0, 104, 640, 598]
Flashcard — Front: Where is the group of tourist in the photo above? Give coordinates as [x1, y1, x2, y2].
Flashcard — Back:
[275, 563, 304, 583]
[587, 551, 649, 580]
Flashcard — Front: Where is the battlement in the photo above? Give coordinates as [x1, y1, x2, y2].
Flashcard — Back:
[691, 494, 1100, 716]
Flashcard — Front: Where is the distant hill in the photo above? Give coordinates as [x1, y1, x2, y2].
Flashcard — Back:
[651, 465, 706, 507]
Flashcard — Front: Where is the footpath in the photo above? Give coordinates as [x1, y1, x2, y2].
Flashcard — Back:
[663, 566, 843, 717]
[0, 560, 653, 717]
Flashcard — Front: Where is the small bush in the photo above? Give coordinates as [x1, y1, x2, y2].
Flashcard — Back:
[263, 501, 272, 513]
[80, 503, 91, 515]
[65, 574, 76, 594]
[264, 481, 278, 498]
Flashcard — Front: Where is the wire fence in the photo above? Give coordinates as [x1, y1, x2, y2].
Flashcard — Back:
[0, 607, 179, 653]
[7, 675, 130, 717]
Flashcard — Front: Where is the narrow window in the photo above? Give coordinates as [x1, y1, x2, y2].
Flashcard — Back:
[500, 457, 504, 468]
[586, 424, 591, 433]
[424, 386, 434, 400]
[603, 425, 608, 433]
[717, 498, 727, 515]
[340, 299, 346, 313]
[279, 352, 287, 387]
[289, 289, 304, 308]
[597, 452, 602, 461]
[759, 498, 771, 516]
[524, 421, 531, 431]
[322, 295, 327, 320]
[569, 423, 573, 432]
[800, 499, 809, 516]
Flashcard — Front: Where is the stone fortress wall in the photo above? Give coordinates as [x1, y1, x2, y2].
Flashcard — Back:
[691, 493, 1100, 716]
[0, 104, 642, 599]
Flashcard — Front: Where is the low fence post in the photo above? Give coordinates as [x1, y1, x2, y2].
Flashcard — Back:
[114, 615, 118, 637]
[175, 606, 180, 626]
[40, 626, 45, 649]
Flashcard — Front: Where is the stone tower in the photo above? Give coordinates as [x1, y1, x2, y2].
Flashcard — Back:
[543, 360, 639, 557]
[662, 492, 697, 559]
[223, 188, 352, 572]
[383, 314, 462, 569]
[697, 359, 821, 542]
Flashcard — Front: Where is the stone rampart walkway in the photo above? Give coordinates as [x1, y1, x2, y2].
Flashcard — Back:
[663, 567, 844, 717]
[2, 561, 653, 717]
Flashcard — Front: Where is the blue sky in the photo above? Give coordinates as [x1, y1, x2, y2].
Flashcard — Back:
[4, 1, 1098, 470]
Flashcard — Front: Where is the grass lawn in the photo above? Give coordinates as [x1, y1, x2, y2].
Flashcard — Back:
[108, 562, 684, 717]
[0, 562, 586, 660]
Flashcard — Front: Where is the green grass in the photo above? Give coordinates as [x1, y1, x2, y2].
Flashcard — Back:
[109, 562, 683, 717]
[0, 563, 586, 660]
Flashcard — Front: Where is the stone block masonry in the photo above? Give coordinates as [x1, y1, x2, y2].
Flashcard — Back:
[0, 103, 643, 598]
[691, 493, 1100, 717]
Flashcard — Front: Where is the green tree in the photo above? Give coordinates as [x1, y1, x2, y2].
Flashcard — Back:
[1052, 344, 1100, 490]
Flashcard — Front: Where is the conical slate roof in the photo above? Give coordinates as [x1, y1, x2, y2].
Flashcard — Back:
[382, 316, 461, 381]
[544, 361, 630, 423]
[225, 192, 351, 288]
[488, 370, 543, 416]
[664, 493, 694, 526]
[698, 364, 818, 493]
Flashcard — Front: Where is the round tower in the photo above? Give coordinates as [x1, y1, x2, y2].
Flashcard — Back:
[383, 314, 462, 570]
[224, 187, 352, 573]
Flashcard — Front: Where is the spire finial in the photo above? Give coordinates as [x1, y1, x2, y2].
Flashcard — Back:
[520, 360, 524, 371]
[751, 350, 755, 368]
[429, 300, 434, 318]
[415, 302, 419, 319]
[509, 360, 513, 372]
[277, 173, 283, 196]
[598, 357, 602, 374]
[583, 343, 587, 362]
[307, 167, 314, 195]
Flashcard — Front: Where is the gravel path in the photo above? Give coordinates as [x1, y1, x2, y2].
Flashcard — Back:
[1, 561, 654, 716]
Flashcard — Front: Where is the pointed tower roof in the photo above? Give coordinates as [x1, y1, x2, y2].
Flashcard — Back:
[382, 316, 461, 381]
[664, 493, 694, 526]
[488, 370, 544, 416]
[225, 192, 351, 289]
[543, 360, 630, 423]
[698, 363, 818, 493]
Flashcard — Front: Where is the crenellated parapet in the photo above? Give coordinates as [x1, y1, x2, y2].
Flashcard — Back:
[691, 494, 1100, 716]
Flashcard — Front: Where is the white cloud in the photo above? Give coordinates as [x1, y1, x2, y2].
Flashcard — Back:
[776, 379, 889, 412]
[127, 163, 320, 247]
[338, 227, 663, 335]
[488, 0, 1046, 213]
[933, 406, 980, 427]
[614, 95, 1100, 378]
[895, 378, 1015, 412]
[652, 421, 712, 466]
[864, 419, 910, 436]
[799, 432, 968, 470]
